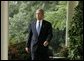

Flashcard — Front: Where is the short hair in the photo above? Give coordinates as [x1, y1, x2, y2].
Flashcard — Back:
[36, 9, 44, 14]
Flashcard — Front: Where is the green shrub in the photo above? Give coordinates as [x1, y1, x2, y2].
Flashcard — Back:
[68, 1, 83, 60]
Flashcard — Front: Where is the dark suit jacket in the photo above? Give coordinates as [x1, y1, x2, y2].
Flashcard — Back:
[26, 20, 53, 59]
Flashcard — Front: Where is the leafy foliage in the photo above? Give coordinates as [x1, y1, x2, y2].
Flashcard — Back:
[8, 1, 67, 60]
[68, 1, 83, 60]
[8, 42, 31, 60]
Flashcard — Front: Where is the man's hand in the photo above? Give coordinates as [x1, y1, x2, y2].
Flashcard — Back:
[25, 47, 30, 53]
[43, 41, 49, 47]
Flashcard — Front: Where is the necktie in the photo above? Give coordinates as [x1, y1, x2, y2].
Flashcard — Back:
[37, 21, 40, 35]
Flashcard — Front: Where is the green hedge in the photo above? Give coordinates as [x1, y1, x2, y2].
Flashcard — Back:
[8, 42, 31, 60]
[68, 1, 83, 60]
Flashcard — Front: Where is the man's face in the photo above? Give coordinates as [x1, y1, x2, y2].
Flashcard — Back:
[35, 10, 44, 20]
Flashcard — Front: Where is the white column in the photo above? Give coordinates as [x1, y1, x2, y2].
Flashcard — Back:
[65, 1, 78, 47]
[1, 1, 8, 60]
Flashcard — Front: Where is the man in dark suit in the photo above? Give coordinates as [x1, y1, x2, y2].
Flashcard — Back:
[25, 9, 53, 60]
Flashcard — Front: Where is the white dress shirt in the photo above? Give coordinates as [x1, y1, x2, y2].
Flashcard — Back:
[36, 20, 43, 35]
